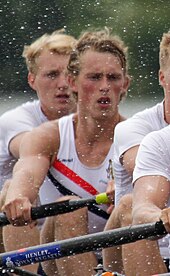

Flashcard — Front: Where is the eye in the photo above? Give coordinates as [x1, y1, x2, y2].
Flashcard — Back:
[107, 74, 121, 81]
[88, 73, 102, 80]
[46, 71, 59, 79]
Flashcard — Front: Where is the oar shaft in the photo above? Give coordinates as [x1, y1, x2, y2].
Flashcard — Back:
[0, 199, 91, 227]
[0, 221, 167, 269]
[0, 193, 109, 227]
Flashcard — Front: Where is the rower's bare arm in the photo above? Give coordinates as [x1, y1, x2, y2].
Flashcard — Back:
[9, 132, 28, 159]
[2, 120, 59, 224]
[132, 175, 170, 226]
[122, 145, 139, 175]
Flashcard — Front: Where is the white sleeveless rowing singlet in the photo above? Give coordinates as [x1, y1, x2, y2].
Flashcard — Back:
[46, 114, 114, 234]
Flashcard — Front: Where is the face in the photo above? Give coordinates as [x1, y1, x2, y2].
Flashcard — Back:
[69, 50, 129, 120]
[159, 62, 170, 96]
[28, 49, 77, 120]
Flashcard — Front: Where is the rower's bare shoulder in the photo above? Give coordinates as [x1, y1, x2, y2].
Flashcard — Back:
[20, 119, 60, 154]
[40, 119, 59, 134]
[31, 119, 59, 137]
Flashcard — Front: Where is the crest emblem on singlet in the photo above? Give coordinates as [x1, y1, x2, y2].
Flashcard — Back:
[106, 159, 114, 180]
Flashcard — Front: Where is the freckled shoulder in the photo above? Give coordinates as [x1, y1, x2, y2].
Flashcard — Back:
[39, 119, 60, 147]
[20, 119, 60, 157]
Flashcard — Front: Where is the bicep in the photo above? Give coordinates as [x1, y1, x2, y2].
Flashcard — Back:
[122, 146, 139, 175]
[133, 175, 170, 210]
[9, 132, 28, 159]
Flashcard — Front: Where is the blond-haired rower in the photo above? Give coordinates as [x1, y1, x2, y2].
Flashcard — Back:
[0, 28, 77, 274]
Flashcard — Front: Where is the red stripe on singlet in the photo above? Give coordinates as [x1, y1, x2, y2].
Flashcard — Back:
[52, 160, 99, 196]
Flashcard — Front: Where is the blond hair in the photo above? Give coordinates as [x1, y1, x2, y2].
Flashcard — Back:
[159, 31, 170, 69]
[67, 27, 129, 77]
[22, 29, 77, 74]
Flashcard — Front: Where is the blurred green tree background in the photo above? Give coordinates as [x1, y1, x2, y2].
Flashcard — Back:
[0, 0, 169, 104]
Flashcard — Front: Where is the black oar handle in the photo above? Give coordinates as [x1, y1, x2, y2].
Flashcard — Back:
[154, 220, 167, 236]
[0, 221, 167, 269]
[0, 197, 96, 227]
[0, 213, 9, 227]
[31, 197, 96, 220]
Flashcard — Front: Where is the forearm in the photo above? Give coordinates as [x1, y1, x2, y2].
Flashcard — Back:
[5, 157, 48, 205]
[5, 171, 39, 205]
[132, 202, 162, 225]
[2, 159, 48, 225]
[132, 176, 170, 226]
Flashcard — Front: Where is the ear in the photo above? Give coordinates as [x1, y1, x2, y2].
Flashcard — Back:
[123, 75, 131, 91]
[67, 74, 78, 92]
[28, 72, 36, 91]
[159, 69, 165, 88]
[120, 75, 131, 100]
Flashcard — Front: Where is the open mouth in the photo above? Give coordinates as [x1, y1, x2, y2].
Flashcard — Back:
[56, 94, 69, 99]
[97, 97, 111, 104]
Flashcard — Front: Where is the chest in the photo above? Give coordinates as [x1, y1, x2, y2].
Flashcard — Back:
[75, 140, 113, 167]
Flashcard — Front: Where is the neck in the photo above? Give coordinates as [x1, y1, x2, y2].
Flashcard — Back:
[164, 99, 170, 124]
[41, 106, 72, 121]
[75, 113, 122, 143]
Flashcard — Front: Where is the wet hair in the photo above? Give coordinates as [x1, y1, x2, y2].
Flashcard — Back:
[22, 29, 77, 74]
[67, 27, 129, 77]
[159, 31, 170, 69]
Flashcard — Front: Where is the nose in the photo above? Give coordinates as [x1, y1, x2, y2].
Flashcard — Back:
[58, 73, 69, 91]
[99, 77, 110, 94]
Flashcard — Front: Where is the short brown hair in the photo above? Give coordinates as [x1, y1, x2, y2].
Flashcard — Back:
[67, 27, 129, 77]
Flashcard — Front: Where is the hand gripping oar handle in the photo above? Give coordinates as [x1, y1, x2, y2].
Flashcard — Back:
[0, 220, 167, 269]
[0, 193, 109, 227]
